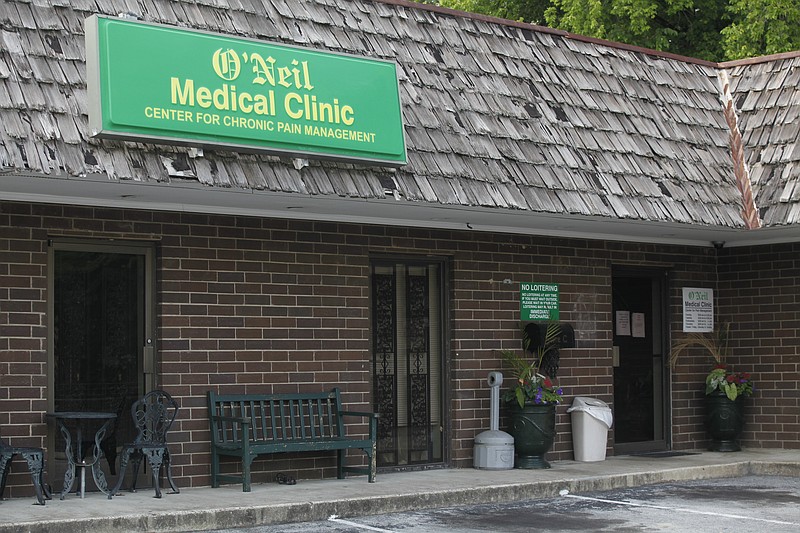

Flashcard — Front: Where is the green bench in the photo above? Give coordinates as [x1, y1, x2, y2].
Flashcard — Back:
[207, 389, 378, 491]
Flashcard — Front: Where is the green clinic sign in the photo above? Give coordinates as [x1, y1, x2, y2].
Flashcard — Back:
[85, 16, 407, 166]
[520, 283, 559, 321]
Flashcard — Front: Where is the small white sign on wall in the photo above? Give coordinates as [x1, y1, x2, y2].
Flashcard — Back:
[682, 287, 714, 332]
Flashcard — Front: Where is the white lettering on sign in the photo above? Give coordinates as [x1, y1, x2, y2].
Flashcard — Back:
[521, 283, 558, 292]
[520, 282, 559, 321]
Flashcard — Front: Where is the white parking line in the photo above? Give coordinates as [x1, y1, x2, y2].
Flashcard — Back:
[563, 493, 798, 526]
[328, 515, 397, 532]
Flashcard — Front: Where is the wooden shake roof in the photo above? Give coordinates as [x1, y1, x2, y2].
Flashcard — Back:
[723, 54, 800, 228]
[1, 0, 799, 245]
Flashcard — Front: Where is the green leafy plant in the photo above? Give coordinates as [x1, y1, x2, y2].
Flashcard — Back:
[705, 365, 753, 401]
[669, 322, 755, 401]
[501, 322, 564, 407]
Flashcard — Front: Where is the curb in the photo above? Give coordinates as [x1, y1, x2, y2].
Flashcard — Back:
[5, 460, 796, 533]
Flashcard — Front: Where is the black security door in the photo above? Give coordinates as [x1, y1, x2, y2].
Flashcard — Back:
[48, 240, 155, 486]
[611, 267, 669, 453]
[371, 259, 445, 467]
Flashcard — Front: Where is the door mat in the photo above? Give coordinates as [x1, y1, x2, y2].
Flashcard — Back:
[628, 451, 701, 458]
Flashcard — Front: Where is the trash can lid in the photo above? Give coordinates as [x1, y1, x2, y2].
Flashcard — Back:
[567, 396, 613, 428]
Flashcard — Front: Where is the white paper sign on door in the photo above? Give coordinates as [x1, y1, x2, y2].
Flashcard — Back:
[632, 312, 645, 338]
[616, 310, 631, 336]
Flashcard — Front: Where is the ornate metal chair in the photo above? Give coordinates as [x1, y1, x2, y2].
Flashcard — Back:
[108, 390, 180, 499]
[0, 437, 51, 505]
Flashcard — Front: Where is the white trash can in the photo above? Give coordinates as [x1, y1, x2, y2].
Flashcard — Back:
[568, 396, 613, 462]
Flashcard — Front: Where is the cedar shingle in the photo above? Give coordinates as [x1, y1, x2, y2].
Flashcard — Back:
[3, 0, 798, 231]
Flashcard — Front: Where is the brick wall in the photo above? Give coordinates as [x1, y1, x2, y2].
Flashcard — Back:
[665, 249, 719, 449]
[716, 244, 800, 450]
[665, 243, 800, 451]
[2, 200, 797, 497]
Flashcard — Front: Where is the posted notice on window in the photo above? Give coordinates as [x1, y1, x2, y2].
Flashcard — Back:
[682, 287, 713, 332]
[632, 312, 645, 338]
[615, 310, 631, 336]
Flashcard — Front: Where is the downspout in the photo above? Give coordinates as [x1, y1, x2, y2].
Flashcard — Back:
[717, 70, 762, 229]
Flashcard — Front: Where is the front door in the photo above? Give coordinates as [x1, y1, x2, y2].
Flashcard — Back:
[611, 267, 668, 453]
[371, 259, 446, 467]
[47, 240, 155, 487]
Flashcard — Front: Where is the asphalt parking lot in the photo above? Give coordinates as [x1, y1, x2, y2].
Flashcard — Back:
[205, 475, 800, 532]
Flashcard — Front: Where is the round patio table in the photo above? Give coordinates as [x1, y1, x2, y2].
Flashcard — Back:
[47, 411, 117, 499]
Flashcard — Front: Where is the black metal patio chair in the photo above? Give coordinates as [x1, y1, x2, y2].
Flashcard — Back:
[108, 390, 180, 499]
[0, 437, 51, 505]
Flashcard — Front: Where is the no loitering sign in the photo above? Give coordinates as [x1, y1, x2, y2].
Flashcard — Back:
[520, 283, 559, 321]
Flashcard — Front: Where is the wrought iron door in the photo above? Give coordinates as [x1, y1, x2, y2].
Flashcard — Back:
[372, 261, 444, 466]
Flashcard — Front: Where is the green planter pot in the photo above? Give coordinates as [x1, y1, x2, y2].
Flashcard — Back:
[508, 402, 556, 469]
[706, 390, 745, 452]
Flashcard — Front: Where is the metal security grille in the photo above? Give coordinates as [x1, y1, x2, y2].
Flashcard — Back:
[406, 270, 431, 460]
[373, 270, 398, 464]
[371, 261, 443, 467]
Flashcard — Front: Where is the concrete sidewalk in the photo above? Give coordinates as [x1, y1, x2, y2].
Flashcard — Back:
[1, 448, 798, 533]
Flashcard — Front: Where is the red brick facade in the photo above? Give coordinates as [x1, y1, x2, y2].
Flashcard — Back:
[1, 200, 798, 497]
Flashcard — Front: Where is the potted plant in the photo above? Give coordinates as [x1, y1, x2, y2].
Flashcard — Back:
[500, 322, 564, 468]
[669, 322, 755, 451]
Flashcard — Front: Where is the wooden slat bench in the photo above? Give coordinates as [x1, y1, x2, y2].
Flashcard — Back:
[207, 389, 378, 491]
